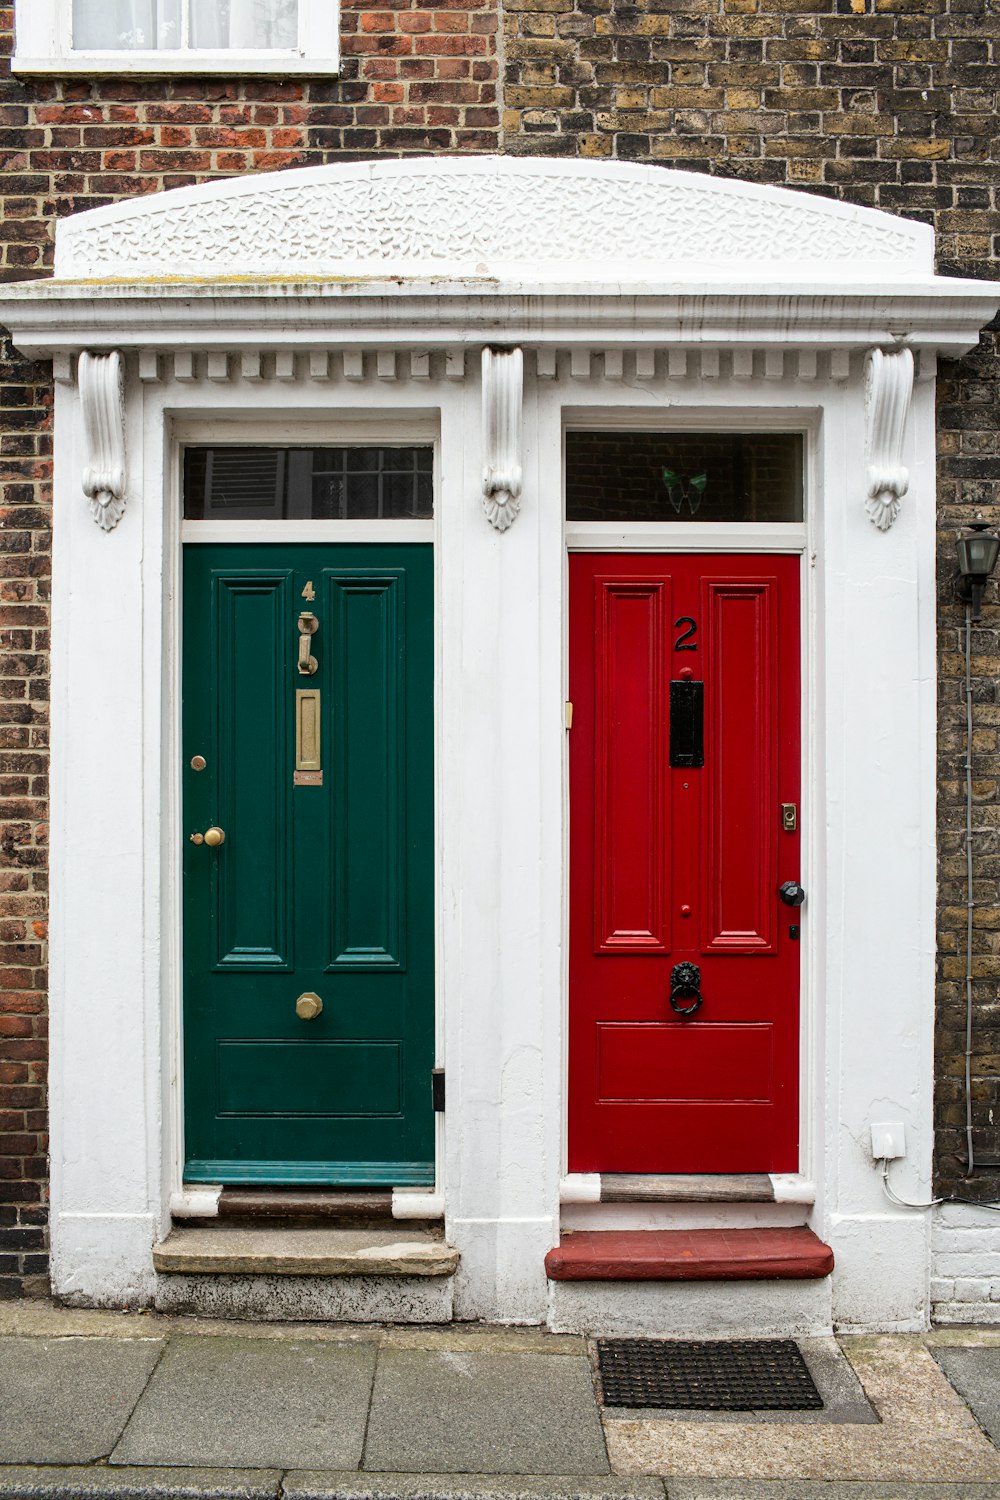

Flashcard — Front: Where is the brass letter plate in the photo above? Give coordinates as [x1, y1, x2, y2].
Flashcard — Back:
[296, 688, 321, 782]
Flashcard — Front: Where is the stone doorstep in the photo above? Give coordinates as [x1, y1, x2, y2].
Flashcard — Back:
[152, 1225, 459, 1277]
[544, 1228, 835, 1281]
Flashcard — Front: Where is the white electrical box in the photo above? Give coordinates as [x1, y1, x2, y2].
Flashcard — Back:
[871, 1121, 906, 1160]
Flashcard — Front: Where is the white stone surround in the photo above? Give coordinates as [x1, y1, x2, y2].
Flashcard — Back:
[931, 1205, 1000, 1324]
[1, 157, 998, 1331]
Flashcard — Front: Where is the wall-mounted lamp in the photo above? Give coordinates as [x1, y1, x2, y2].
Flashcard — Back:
[956, 518, 1000, 623]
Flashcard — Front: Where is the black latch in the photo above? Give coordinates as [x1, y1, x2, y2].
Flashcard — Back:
[432, 1068, 446, 1112]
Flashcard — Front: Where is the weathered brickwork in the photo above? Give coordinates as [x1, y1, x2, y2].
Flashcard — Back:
[0, 0, 499, 1297]
[499, 0, 1000, 1200]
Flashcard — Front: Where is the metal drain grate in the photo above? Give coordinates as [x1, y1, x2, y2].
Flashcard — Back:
[596, 1338, 824, 1411]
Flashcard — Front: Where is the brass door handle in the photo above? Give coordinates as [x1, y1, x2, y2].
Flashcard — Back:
[298, 612, 318, 676]
[190, 826, 226, 847]
[296, 992, 323, 1020]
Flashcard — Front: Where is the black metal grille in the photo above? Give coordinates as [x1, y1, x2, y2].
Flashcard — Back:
[595, 1338, 824, 1411]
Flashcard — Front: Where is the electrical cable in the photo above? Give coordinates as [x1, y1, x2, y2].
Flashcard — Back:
[878, 1158, 1000, 1213]
[963, 600, 976, 1175]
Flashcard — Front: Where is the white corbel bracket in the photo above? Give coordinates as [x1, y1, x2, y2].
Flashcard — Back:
[864, 346, 914, 532]
[79, 350, 127, 532]
[481, 346, 523, 532]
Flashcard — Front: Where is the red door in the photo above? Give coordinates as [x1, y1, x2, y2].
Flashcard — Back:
[568, 554, 801, 1173]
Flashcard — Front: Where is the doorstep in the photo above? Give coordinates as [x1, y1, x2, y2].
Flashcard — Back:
[153, 1225, 459, 1278]
[544, 1227, 834, 1281]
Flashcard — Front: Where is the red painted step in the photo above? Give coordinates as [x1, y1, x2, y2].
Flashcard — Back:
[544, 1227, 834, 1282]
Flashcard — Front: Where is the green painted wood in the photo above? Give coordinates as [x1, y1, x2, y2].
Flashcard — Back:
[183, 544, 434, 1186]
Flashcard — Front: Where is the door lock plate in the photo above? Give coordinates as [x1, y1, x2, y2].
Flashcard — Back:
[781, 802, 797, 832]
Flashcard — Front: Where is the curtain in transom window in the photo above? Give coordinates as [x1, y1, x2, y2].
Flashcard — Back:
[73, 0, 298, 48]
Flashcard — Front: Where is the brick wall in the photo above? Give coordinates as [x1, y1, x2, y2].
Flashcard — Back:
[0, 0, 499, 1298]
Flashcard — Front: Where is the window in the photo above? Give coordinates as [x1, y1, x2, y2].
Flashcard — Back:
[566, 432, 804, 524]
[14, 0, 338, 74]
[183, 447, 435, 521]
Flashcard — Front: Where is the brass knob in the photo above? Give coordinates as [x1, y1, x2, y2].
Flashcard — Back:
[296, 992, 323, 1021]
[203, 826, 226, 847]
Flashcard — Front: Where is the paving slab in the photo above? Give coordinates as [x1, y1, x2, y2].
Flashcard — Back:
[0, 1469, 281, 1500]
[286, 1477, 663, 1500]
[0, 1336, 165, 1464]
[364, 1349, 609, 1475]
[110, 1336, 375, 1470]
[605, 1337, 1000, 1481]
[934, 1346, 1000, 1445]
[600, 1338, 877, 1425]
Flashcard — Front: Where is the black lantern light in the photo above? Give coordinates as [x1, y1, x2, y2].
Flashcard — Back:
[956, 518, 1000, 623]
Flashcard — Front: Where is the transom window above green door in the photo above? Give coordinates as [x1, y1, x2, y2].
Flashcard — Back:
[183, 447, 434, 522]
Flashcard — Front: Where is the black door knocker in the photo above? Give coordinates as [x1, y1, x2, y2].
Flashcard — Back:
[669, 961, 703, 1017]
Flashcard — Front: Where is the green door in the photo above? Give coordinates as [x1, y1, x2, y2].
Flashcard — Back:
[182, 544, 435, 1185]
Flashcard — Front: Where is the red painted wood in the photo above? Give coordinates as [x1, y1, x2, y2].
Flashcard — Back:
[544, 1228, 833, 1281]
[703, 580, 776, 952]
[595, 580, 670, 951]
[569, 554, 801, 1173]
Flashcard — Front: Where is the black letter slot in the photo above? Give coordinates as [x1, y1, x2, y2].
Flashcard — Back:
[670, 680, 704, 767]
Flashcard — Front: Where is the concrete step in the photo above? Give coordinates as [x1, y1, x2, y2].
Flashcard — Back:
[153, 1225, 459, 1278]
[544, 1227, 834, 1282]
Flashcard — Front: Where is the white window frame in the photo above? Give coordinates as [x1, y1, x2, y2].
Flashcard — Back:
[13, 0, 339, 75]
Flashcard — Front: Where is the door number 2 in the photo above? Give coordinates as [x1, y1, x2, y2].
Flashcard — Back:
[674, 616, 698, 651]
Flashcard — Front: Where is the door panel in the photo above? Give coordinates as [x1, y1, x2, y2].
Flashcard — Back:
[183, 543, 434, 1186]
[327, 571, 405, 970]
[702, 579, 777, 952]
[215, 574, 292, 968]
[594, 579, 670, 952]
[569, 552, 801, 1174]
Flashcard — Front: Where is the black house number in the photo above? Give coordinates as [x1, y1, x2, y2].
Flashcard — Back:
[674, 616, 698, 651]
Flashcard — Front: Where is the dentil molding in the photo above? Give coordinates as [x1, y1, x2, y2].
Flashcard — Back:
[79, 350, 127, 532]
[481, 347, 523, 533]
[864, 346, 914, 532]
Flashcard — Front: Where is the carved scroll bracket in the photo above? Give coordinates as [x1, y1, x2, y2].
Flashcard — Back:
[79, 350, 127, 532]
[481, 346, 523, 532]
[864, 345, 914, 532]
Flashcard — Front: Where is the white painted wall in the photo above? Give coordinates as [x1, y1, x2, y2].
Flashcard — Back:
[932, 1206, 1000, 1322]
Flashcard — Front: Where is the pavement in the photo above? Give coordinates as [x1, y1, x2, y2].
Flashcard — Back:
[3, 1301, 1000, 1499]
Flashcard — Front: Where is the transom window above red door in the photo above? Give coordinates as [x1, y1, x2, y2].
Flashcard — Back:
[566, 432, 804, 525]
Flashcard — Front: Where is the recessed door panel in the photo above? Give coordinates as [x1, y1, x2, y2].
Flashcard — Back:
[597, 1023, 773, 1104]
[183, 543, 434, 1186]
[594, 579, 670, 952]
[569, 552, 801, 1174]
[216, 1041, 403, 1117]
[328, 573, 405, 971]
[703, 579, 777, 953]
[215, 575, 291, 969]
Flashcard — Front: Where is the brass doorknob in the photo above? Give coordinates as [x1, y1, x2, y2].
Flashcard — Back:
[203, 826, 226, 847]
[295, 992, 323, 1020]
